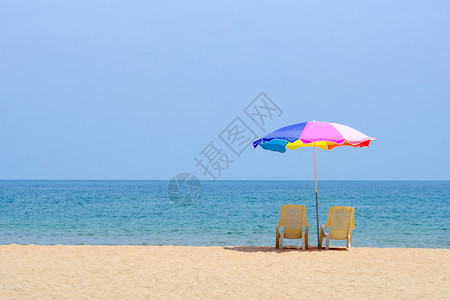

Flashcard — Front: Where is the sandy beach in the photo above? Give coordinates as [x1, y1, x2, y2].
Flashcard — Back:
[0, 245, 448, 299]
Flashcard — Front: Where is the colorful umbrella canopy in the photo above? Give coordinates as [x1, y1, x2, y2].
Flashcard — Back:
[253, 121, 375, 248]
[253, 121, 374, 152]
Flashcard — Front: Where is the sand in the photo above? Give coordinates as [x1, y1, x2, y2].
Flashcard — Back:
[0, 245, 448, 299]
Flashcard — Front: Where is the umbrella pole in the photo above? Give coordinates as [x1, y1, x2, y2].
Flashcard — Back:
[314, 142, 320, 248]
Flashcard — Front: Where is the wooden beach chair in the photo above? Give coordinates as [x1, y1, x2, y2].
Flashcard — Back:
[319, 206, 355, 250]
[276, 205, 309, 250]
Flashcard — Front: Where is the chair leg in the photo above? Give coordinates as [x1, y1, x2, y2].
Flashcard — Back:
[276, 230, 280, 248]
[348, 234, 352, 251]
[325, 234, 330, 250]
[301, 237, 305, 250]
[279, 233, 284, 249]
[305, 230, 308, 249]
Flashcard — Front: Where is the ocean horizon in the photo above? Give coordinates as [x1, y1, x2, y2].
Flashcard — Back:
[1, 180, 449, 249]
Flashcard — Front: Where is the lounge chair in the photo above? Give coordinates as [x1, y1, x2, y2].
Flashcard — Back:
[276, 205, 308, 250]
[320, 206, 355, 250]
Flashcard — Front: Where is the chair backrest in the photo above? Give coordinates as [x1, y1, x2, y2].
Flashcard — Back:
[325, 206, 355, 240]
[278, 205, 308, 239]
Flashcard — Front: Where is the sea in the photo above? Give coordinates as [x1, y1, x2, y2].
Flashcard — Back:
[0, 180, 449, 248]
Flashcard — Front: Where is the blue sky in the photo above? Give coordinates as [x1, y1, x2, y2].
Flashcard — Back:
[1, 1, 449, 180]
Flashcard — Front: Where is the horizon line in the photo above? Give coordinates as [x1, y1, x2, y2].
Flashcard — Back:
[0, 179, 449, 182]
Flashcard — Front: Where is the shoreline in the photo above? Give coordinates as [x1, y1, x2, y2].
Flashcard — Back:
[1, 245, 448, 299]
[2, 243, 449, 250]
[1, 244, 449, 249]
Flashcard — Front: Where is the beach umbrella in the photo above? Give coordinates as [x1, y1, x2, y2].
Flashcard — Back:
[253, 121, 375, 247]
